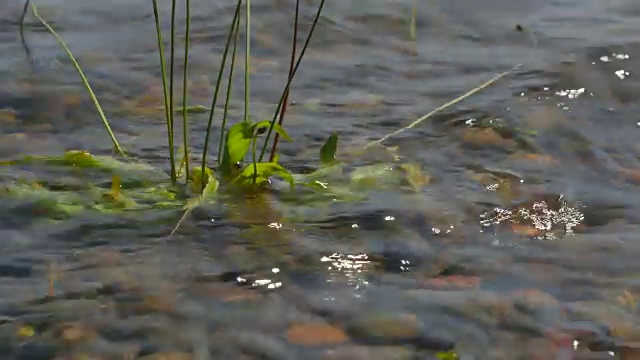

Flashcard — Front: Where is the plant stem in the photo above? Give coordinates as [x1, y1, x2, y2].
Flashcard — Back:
[258, 0, 325, 161]
[363, 65, 520, 149]
[410, 0, 417, 40]
[182, 0, 191, 182]
[268, 0, 299, 162]
[151, 0, 177, 182]
[251, 133, 258, 184]
[30, 2, 124, 156]
[19, 0, 30, 35]
[169, 0, 177, 177]
[218, 15, 241, 164]
[201, 0, 243, 189]
[244, 0, 251, 123]
[19, 0, 33, 63]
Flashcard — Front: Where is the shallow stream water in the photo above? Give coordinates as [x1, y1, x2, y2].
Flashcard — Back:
[1, 0, 640, 359]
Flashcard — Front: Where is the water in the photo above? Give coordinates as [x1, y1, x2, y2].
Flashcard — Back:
[1, 0, 640, 358]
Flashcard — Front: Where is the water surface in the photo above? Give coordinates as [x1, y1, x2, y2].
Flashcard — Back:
[1, 0, 640, 358]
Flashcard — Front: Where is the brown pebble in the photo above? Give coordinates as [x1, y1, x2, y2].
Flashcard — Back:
[287, 322, 349, 346]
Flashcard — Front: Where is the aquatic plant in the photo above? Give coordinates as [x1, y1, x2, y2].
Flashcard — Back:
[15, 0, 516, 236]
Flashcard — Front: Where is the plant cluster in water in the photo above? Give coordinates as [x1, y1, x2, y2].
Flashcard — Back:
[12, 0, 515, 240]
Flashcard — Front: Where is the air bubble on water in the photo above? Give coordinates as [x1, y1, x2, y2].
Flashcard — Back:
[555, 88, 585, 99]
[613, 53, 630, 60]
[615, 69, 630, 79]
[485, 183, 499, 191]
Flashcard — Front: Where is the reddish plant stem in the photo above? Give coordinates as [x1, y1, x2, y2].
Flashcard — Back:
[269, 0, 299, 162]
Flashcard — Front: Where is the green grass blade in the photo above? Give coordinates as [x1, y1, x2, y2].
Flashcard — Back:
[200, 0, 243, 190]
[363, 65, 520, 149]
[169, 0, 178, 176]
[30, 2, 124, 156]
[410, 0, 417, 39]
[218, 13, 241, 164]
[151, 0, 177, 182]
[258, 0, 326, 162]
[244, 0, 251, 123]
[268, 0, 299, 162]
[182, 0, 192, 182]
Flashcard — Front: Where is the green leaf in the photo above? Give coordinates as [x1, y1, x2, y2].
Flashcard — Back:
[201, 172, 220, 199]
[234, 162, 294, 189]
[190, 166, 214, 193]
[320, 133, 338, 165]
[170, 168, 219, 238]
[221, 122, 253, 174]
[436, 350, 459, 360]
[62, 150, 102, 168]
[252, 120, 292, 142]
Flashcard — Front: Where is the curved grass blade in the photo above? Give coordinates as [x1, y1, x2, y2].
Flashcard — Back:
[268, 0, 299, 162]
[363, 65, 520, 149]
[258, 0, 326, 162]
[201, 0, 243, 190]
[151, 0, 177, 182]
[30, 2, 124, 155]
[182, 0, 192, 182]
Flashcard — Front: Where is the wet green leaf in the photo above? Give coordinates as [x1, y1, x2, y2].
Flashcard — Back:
[234, 162, 294, 189]
[0, 151, 168, 186]
[350, 164, 400, 190]
[185, 167, 219, 210]
[221, 122, 253, 174]
[201, 172, 220, 199]
[62, 150, 102, 167]
[399, 163, 430, 191]
[320, 133, 338, 165]
[436, 350, 459, 360]
[190, 166, 213, 194]
[170, 168, 219, 238]
[252, 120, 292, 142]
[110, 175, 121, 200]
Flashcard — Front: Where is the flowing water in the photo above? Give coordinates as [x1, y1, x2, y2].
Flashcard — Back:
[1, 0, 640, 358]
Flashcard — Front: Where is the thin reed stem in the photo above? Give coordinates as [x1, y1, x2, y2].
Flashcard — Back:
[244, 0, 251, 123]
[182, 0, 192, 182]
[201, 0, 243, 189]
[258, 0, 326, 162]
[19, 0, 33, 63]
[363, 65, 521, 149]
[169, 0, 178, 175]
[151, 0, 177, 182]
[218, 15, 241, 164]
[30, 2, 124, 155]
[268, 0, 299, 162]
[19, 0, 30, 35]
[410, 0, 417, 39]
